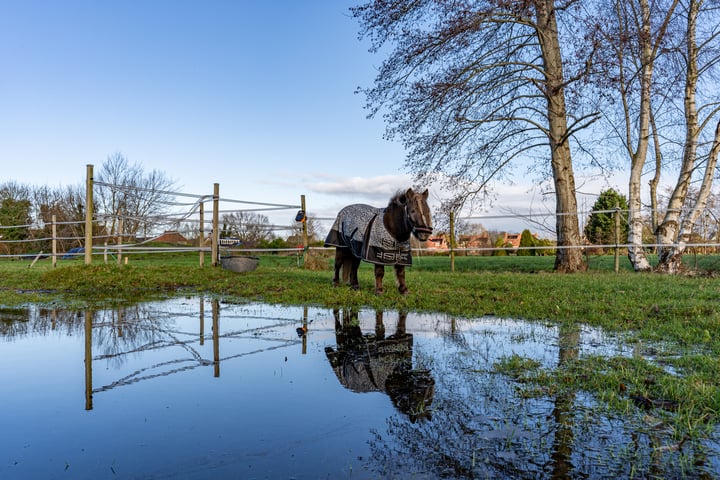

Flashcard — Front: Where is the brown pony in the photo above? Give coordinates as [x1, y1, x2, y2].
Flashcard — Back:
[324, 188, 432, 294]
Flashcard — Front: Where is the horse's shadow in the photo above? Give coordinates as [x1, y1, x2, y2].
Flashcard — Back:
[324, 308, 435, 422]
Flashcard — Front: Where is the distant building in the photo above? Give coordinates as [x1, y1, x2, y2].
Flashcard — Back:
[426, 234, 448, 250]
[501, 232, 541, 254]
[425, 232, 493, 254]
[153, 231, 189, 245]
[423, 231, 543, 255]
[458, 233, 493, 255]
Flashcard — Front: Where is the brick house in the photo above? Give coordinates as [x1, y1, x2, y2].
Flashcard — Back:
[153, 231, 189, 245]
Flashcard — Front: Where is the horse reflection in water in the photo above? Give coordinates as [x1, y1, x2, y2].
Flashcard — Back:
[324, 309, 435, 422]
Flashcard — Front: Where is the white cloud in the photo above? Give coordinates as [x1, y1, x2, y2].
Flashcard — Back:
[305, 173, 414, 198]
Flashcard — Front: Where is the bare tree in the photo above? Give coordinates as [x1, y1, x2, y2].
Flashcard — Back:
[592, 0, 720, 273]
[654, 0, 720, 272]
[95, 153, 177, 238]
[351, 0, 599, 272]
[593, 0, 680, 271]
[288, 215, 323, 245]
[33, 184, 87, 251]
[220, 211, 273, 247]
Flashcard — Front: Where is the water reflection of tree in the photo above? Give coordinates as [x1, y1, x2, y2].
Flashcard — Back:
[91, 305, 176, 369]
[0, 306, 88, 338]
[0, 304, 188, 369]
[366, 317, 713, 479]
[0, 307, 31, 337]
[549, 322, 578, 479]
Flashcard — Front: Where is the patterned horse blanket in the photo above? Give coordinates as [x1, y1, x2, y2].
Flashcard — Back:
[325, 204, 412, 266]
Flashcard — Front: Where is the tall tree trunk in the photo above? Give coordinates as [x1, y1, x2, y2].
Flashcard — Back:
[626, 0, 655, 272]
[658, 120, 720, 271]
[656, 0, 700, 273]
[625, 0, 679, 271]
[536, 0, 585, 272]
[648, 109, 662, 236]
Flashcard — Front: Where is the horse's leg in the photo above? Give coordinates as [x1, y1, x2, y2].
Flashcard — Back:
[342, 256, 352, 285]
[374, 264, 385, 295]
[332, 248, 344, 287]
[349, 257, 361, 290]
[394, 265, 409, 294]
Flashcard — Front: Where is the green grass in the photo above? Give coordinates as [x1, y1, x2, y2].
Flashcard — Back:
[2, 252, 720, 443]
[2, 252, 719, 352]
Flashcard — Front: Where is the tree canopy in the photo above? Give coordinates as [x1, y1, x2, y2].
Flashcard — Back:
[352, 0, 720, 273]
[584, 189, 630, 247]
[352, 0, 599, 272]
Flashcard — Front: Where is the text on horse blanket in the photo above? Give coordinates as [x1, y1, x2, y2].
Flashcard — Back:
[325, 204, 412, 266]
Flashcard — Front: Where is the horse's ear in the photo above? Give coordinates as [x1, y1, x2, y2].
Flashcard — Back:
[404, 188, 414, 201]
[421, 189, 429, 199]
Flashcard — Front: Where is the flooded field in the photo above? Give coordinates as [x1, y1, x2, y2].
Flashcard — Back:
[1, 297, 718, 479]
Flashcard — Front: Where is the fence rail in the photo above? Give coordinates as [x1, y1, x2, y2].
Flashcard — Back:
[2, 164, 719, 271]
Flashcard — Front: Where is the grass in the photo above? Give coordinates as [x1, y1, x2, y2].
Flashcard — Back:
[1, 253, 719, 342]
[2, 251, 720, 444]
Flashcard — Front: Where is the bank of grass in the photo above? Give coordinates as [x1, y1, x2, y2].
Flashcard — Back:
[2, 252, 720, 444]
[1, 253, 719, 342]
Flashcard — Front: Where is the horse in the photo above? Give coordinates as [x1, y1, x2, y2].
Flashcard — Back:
[324, 188, 433, 294]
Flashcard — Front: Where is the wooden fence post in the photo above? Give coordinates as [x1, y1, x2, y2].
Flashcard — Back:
[614, 207, 621, 273]
[199, 201, 205, 267]
[84, 164, 93, 265]
[117, 217, 123, 266]
[449, 211, 456, 273]
[51, 214, 57, 268]
[301, 194, 308, 265]
[212, 183, 219, 267]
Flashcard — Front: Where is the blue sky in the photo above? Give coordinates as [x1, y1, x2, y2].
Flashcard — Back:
[0, 1, 622, 235]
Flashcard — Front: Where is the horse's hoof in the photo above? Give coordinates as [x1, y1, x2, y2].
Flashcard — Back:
[374, 289, 384, 295]
[350, 284, 360, 291]
[399, 288, 409, 295]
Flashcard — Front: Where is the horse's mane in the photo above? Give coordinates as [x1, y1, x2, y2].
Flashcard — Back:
[387, 189, 407, 208]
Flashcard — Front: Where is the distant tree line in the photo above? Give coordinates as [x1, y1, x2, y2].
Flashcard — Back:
[0, 153, 324, 257]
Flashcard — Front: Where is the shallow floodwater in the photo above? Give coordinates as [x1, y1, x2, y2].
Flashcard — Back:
[1, 298, 718, 479]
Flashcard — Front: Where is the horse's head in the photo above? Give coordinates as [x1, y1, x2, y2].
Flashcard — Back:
[403, 188, 433, 241]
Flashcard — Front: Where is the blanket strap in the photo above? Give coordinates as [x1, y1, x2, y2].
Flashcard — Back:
[362, 213, 379, 260]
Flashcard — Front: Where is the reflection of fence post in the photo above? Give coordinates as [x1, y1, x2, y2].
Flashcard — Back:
[302, 305, 308, 355]
[212, 183, 219, 267]
[84, 310, 93, 411]
[449, 211, 456, 273]
[85, 164, 94, 265]
[614, 207, 621, 273]
[199, 202, 205, 267]
[199, 296, 205, 346]
[51, 214, 57, 268]
[212, 299, 220, 377]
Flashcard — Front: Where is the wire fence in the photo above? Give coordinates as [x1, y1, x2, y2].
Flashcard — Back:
[2, 164, 719, 270]
[3, 208, 719, 267]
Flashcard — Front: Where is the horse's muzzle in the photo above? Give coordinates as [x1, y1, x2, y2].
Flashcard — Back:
[413, 226, 433, 241]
